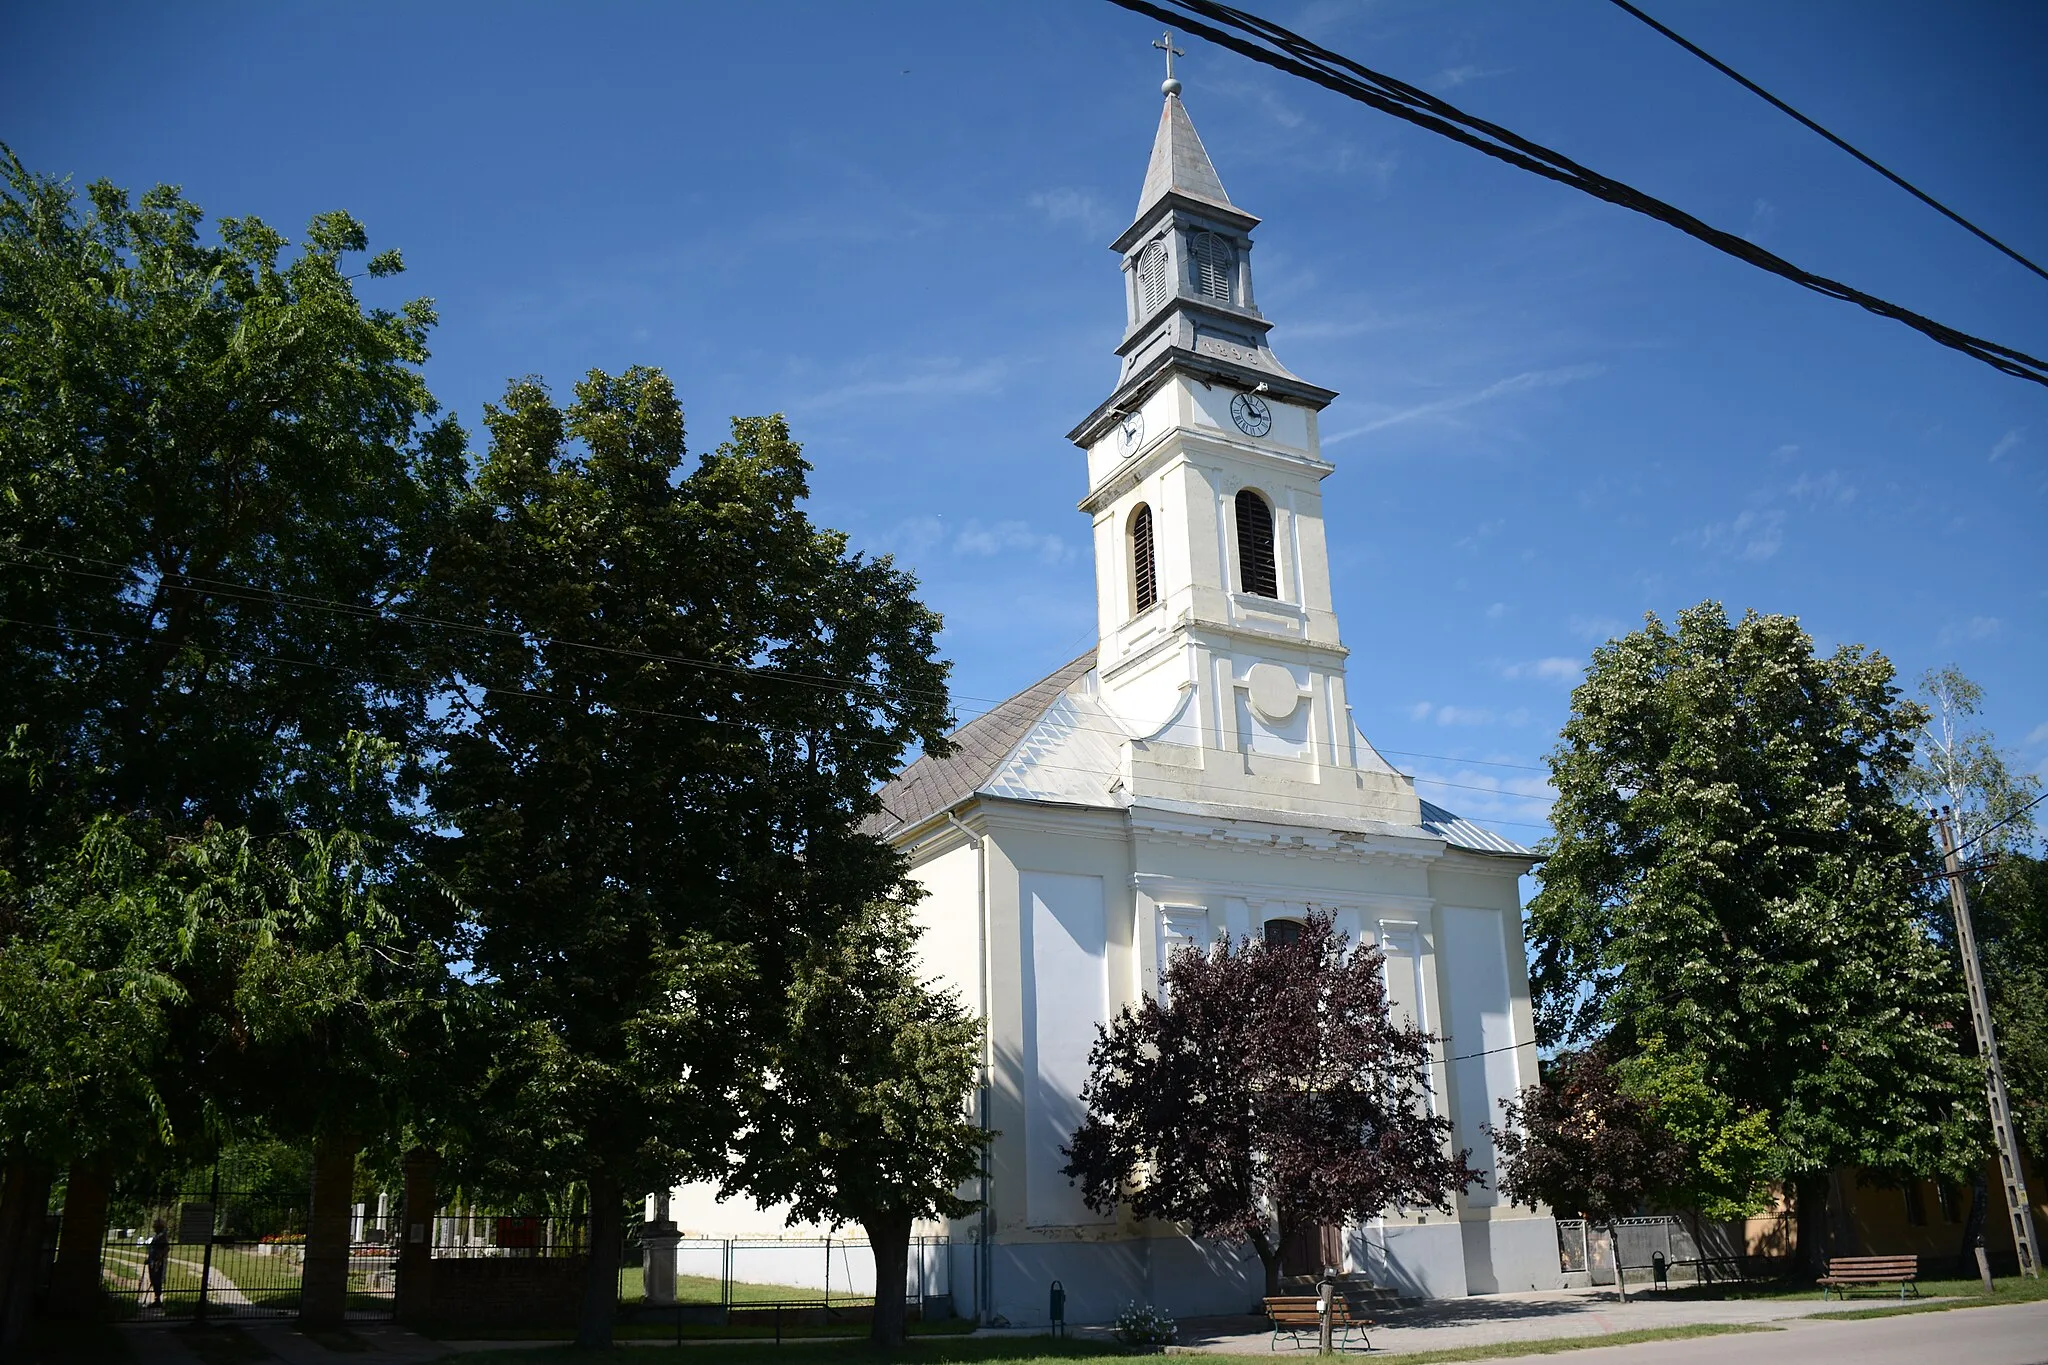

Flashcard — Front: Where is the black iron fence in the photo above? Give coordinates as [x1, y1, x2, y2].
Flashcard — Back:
[1557, 1214, 1795, 1286]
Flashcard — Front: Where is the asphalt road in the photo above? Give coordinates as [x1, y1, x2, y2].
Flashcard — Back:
[1457, 1300, 2048, 1365]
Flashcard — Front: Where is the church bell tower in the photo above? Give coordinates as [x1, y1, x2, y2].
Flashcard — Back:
[1066, 51, 1419, 825]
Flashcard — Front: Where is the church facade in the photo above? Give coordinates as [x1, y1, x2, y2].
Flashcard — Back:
[861, 87, 1562, 1323]
[666, 81, 1560, 1324]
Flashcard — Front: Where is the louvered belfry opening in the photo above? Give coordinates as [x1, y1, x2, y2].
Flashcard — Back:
[1234, 489, 1278, 598]
[1137, 241, 1170, 314]
[1130, 503, 1158, 614]
[1187, 231, 1232, 303]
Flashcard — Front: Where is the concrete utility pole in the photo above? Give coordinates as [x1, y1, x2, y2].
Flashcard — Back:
[1935, 808, 2040, 1278]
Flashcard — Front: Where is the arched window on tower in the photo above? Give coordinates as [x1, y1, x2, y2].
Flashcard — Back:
[1187, 231, 1233, 303]
[1130, 503, 1158, 615]
[1263, 917, 1306, 946]
[1137, 242, 1170, 314]
[1234, 489, 1278, 598]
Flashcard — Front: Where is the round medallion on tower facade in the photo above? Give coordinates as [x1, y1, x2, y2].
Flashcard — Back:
[1245, 662, 1300, 721]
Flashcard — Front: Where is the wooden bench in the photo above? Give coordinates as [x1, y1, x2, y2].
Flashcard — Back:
[1817, 1254, 1920, 1300]
[1263, 1295, 1372, 1352]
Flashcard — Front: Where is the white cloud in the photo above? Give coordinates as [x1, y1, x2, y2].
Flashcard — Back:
[1409, 701, 1434, 721]
[951, 519, 1074, 564]
[1569, 614, 1623, 643]
[1027, 188, 1117, 238]
[2024, 722, 2048, 747]
[799, 359, 1006, 410]
[1788, 470, 1856, 505]
[1990, 428, 2024, 462]
[1937, 616, 2002, 645]
[1680, 506, 1785, 563]
[1504, 657, 1580, 683]
[1435, 705, 1495, 726]
[1324, 363, 1606, 444]
[1430, 64, 1508, 90]
[1747, 199, 1778, 241]
[1485, 601, 1508, 622]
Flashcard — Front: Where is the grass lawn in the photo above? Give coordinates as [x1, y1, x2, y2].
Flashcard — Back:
[444, 1324, 1781, 1363]
[1662, 1271, 2048, 1308]
[619, 1265, 872, 1306]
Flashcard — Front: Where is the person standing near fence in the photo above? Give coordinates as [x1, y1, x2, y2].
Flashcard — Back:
[145, 1220, 169, 1306]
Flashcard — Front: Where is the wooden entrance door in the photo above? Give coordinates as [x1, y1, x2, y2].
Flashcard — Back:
[1280, 1222, 1344, 1278]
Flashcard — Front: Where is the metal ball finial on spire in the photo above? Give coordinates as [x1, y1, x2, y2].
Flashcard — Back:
[1154, 29, 1184, 96]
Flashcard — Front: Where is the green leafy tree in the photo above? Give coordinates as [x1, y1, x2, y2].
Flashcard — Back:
[1527, 603, 1981, 1270]
[421, 369, 951, 1349]
[725, 901, 986, 1347]
[1902, 667, 2042, 858]
[0, 146, 462, 1330]
[1973, 855, 2048, 1162]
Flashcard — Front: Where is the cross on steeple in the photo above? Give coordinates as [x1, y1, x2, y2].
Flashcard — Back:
[1153, 30, 1185, 94]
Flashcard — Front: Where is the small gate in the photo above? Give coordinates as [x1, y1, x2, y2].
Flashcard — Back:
[103, 1158, 309, 1320]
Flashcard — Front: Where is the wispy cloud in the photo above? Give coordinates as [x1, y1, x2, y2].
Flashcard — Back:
[1746, 199, 1778, 242]
[1990, 428, 2024, 462]
[1324, 363, 1606, 443]
[1027, 188, 1117, 238]
[1568, 614, 1623, 643]
[1406, 767, 1556, 827]
[1788, 470, 1856, 505]
[1430, 64, 1508, 90]
[2025, 721, 2048, 747]
[1504, 657, 1580, 683]
[1937, 615, 2002, 645]
[1485, 602, 1508, 623]
[799, 359, 1007, 411]
[951, 519, 1075, 564]
[1680, 506, 1785, 563]
[1409, 703, 1506, 727]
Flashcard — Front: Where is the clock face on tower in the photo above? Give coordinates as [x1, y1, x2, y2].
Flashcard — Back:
[1119, 410, 1146, 451]
[1230, 392, 1273, 437]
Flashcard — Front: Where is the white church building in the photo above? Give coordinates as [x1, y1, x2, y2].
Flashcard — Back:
[669, 77, 1561, 1324]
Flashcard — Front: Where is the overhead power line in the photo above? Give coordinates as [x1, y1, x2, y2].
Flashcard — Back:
[1106, 0, 2048, 391]
[1605, 0, 2048, 286]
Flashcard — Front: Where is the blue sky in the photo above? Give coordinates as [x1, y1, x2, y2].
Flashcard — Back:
[6, 1, 2044, 843]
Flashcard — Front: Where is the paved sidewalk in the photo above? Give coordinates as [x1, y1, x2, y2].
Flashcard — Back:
[1172, 1284, 1961, 1355]
[1436, 1300, 2048, 1365]
[120, 1319, 452, 1363]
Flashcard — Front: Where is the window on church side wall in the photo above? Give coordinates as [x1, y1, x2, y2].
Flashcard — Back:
[1263, 918, 1305, 946]
[1138, 242, 1170, 314]
[1235, 489, 1279, 599]
[1187, 231, 1232, 303]
[1130, 503, 1158, 615]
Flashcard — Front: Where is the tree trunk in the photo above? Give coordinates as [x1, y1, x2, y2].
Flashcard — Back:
[1248, 1229, 1281, 1298]
[862, 1210, 914, 1349]
[300, 1136, 356, 1330]
[48, 1160, 112, 1320]
[1793, 1173, 1832, 1278]
[0, 1162, 55, 1352]
[575, 1171, 624, 1351]
[394, 1147, 440, 1325]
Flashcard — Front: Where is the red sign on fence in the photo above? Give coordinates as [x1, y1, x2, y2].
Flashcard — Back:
[494, 1216, 541, 1250]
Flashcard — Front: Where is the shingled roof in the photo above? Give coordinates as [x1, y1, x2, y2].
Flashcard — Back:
[865, 651, 1099, 839]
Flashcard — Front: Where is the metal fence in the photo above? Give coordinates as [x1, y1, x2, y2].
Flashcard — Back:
[1556, 1215, 1795, 1286]
[426, 1210, 590, 1259]
[627, 1236, 950, 1310]
[100, 1182, 402, 1320]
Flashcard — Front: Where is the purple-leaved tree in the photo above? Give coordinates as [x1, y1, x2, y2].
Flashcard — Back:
[1062, 913, 1479, 1296]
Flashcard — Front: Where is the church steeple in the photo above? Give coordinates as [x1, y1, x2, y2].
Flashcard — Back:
[1135, 90, 1235, 220]
[1062, 60, 1414, 824]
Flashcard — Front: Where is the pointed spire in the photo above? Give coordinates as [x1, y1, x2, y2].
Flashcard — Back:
[1135, 93, 1234, 219]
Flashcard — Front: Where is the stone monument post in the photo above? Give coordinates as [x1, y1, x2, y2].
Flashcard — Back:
[642, 1191, 680, 1306]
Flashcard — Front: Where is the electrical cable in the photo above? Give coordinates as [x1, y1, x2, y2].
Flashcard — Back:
[1106, 0, 2048, 390]
[1604, 0, 2048, 286]
[1944, 789, 2048, 863]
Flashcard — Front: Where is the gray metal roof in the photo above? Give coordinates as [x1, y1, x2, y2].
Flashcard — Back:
[1136, 94, 1234, 219]
[1419, 799, 1536, 857]
[864, 651, 1098, 839]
